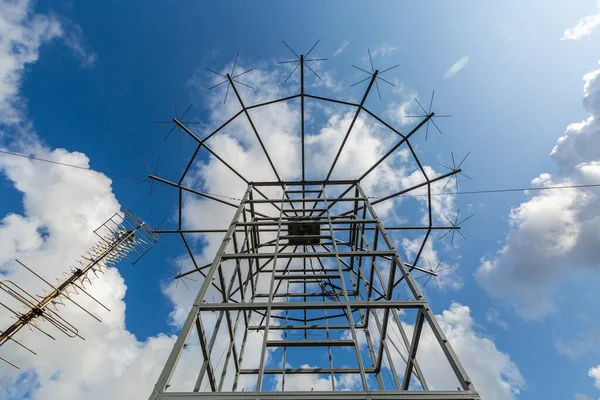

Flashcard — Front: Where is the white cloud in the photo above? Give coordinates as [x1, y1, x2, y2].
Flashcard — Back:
[0, 0, 62, 124]
[554, 330, 600, 360]
[333, 39, 349, 57]
[485, 308, 509, 331]
[386, 80, 420, 126]
[272, 364, 361, 392]
[574, 393, 595, 400]
[0, 144, 178, 400]
[590, 365, 600, 390]
[369, 45, 398, 58]
[0, 2, 174, 398]
[562, 1, 600, 40]
[358, 303, 524, 399]
[476, 64, 600, 320]
[0, 0, 96, 125]
[59, 17, 98, 68]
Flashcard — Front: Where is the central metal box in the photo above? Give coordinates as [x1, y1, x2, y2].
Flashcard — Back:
[287, 217, 321, 245]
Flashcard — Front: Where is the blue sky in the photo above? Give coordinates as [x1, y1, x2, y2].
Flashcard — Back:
[1, 1, 600, 399]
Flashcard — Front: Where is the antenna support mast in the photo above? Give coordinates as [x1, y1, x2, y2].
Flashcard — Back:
[149, 43, 478, 399]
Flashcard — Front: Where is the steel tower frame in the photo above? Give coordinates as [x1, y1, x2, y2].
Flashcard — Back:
[149, 50, 479, 399]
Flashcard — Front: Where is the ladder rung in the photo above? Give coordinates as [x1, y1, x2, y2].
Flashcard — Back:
[274, 273, 340, 280]
[281, 235, 331, 239]
[240, 367, 369, 374]
[285, 189, 323, 193]
[283, 208, 327, 212]
[266, 339, 355, 347]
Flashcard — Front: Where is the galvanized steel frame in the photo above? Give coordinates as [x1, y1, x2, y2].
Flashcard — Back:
[148, 53, 478, 399]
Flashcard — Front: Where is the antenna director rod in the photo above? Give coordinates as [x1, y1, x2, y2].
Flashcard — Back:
[0, 229, 138, 346]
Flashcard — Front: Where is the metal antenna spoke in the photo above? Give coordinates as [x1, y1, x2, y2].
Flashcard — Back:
[232, 68, 254, 79]
[456, 151, 471, 169]
[278, 41, 325, 84]
[374, 78, 382, 100]
[428, 91, 435, 113]
[282, 40, 300, 59]
[208, 80, 229, 90]
[305, 63, 321, 79]
[437, 162, 454, 171]
[350, 50, 398, 99]
[206, 55, 254, 104]
[206, 68, 227, 78]
[223, 82, 231, 104]
[285, 63, 301, 82]
[231, 53, 239, 76]
[379, 64, 400, 74]
[352, 64, 372, 75]
[350, 75, 372, 87]
[458, 214, 474, 225]
[233, 79, 255, 90]
[305, 38, 321, 58]
[377, 76, 396, 87]
[414, 97, 428, 114]
[431, 118, 443, 135]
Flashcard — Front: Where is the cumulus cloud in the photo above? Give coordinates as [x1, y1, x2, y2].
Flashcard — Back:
[0, 145, 178, 399]
[0, 2, 173, 398]
[590, 365, 600, 390]
[0, 0, 96, 125]
[356, 303, 524, 399]
[562, 1, 600, 40]
[0, 0, 62, 124]
[476, 65, 600, 320]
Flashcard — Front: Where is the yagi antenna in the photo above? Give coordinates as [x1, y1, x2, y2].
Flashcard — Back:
[0, 209, 158, 369]
[406, 91, 452, 140]
[351, 48, 399, 100]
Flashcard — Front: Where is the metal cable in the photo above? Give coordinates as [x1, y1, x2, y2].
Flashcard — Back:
[3, 149, 599, 203]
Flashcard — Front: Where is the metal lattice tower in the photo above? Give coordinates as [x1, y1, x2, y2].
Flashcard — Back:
[149, 44, 479, 400]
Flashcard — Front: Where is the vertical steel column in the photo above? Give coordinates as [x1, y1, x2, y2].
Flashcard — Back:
[355, 182, 474, 392]
[256, 187, 287, 391]
[321, 185, 369, 390]
[149, 185, 252, 399]
[359, 230, 429, 389]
